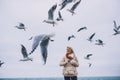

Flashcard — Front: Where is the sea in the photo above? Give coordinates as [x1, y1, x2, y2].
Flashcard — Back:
[0, 77, 120, 80]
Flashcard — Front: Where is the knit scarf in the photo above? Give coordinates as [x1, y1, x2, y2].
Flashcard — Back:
[66, 52, 74, 61]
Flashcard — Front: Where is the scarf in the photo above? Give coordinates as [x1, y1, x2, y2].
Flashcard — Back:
[66, 52, 74, 61]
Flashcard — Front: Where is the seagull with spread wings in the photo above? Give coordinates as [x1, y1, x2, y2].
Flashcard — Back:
[67, 0, 81, 15]
[20, 44, 33, 61]
[95, 39, 105, 46]
[87, 33, 96, 42]
[43, 4, 57, 27]
[77, 26, 87, 32]
[84, 54, 93, 60]
[29, 33, 55, 65]
[113, 20, 120, 35]
[68, 34, 75, 41]
[15, 23, 26, 31]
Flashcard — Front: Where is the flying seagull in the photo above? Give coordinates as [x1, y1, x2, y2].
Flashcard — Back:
[56, 11, 63, 21]
[0, 61, 4, 67]
[29, 36, 33, 40]
[88, 63, 92, 67]
[29, 33, 55, 65]
[87, 33, 96, 42]
[59, 0, 73, 10]
[67, 0, 81, 15]
[68, 34, 75, 41]
[20, 44, 33, 61]
[113, 20, 120, 35]
[77, 26, 87, 32]
[95, 39, 105, 46]
[84, 54, 92, 60]
[15, 23, 26, 31]
[43, 3, 57, 27]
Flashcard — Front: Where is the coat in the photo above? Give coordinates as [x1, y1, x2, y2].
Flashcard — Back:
[59, 54, 79, 76]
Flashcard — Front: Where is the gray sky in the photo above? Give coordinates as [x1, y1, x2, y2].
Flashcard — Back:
[0, 0, 120, 78]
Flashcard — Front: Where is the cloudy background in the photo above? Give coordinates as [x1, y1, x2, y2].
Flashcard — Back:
[0, 0, 120, 78]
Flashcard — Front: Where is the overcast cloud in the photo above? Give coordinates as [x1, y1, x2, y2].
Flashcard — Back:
[0, 0, 120, 78]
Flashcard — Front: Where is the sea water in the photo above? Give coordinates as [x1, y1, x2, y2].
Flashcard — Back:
[0, 77, 120, 80]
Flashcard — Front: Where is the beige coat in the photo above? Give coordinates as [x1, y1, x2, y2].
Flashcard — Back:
[59, 54, 79, 76]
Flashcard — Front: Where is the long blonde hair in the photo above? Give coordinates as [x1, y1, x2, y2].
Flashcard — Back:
[67, 46, 74, 53]
[66, 46, 75, 60]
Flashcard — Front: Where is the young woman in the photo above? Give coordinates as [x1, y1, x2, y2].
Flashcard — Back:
[59, 46, 79, 80]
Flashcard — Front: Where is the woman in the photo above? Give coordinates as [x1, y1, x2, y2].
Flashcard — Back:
[60, 46, 79, 80]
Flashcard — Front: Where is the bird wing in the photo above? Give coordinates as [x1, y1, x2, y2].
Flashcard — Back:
[89, 63, 92, 67]
[58, 11, 62, 18]
[71, 35, 75, 38]
[21, 44, 28, 58]
[19, 23, 24, 26]
[113, 20, 118, 29]
[67, 0, 73, 3]
[40, 36, 50, 64]
[89, 33, 95, 40]
[98, 39, 103, 43]
[0, 62, 4, 67]
[68, 36, 71, 41]
[118, 25, 120, 30]
[70, 0, 81, 11]
[29, 36, 33, 40]
[77, 27, 86, 32]
[113, 29, 118, 33]
[60, 0, 73, 10]
[60, 0, 67, 10]
[48, 4, 57, 20]
[29, 35, 45, 54]
[77, 28, 82, 32]
[87, 54, 92, 58]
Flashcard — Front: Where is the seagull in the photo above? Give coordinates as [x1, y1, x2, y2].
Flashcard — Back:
[84, 54, 92, 60]
[88, 63, 92, 67]
[67, 0, 81, 15]
[29, 33, 55, 65]
[20, 44, 33, 61]
[113, 20, 120, 35]
[68, 34, 75, 41]
[95, 39, 105, 46]
[87, 33, 96, 42]
[0, 61, 4, 67]
[56, 11, 63, 21]
[43, 3, 57, 27]
[59, 0, 73, 10]
[29, 36, 33, 40]
[77, 26, 87, 32]
[15, 23, 26, 31]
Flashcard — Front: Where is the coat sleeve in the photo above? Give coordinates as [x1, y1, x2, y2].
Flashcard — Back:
[59, 57, 67, 66]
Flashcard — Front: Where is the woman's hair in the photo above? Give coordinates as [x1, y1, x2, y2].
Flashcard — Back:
[67, 46, 74, 53]
[66, 46, 75, 60]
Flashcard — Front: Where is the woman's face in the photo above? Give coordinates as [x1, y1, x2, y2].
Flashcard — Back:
[67, 47, 72, 53]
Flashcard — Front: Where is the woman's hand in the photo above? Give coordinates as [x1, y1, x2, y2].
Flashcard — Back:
[70, 60, 76, 65]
